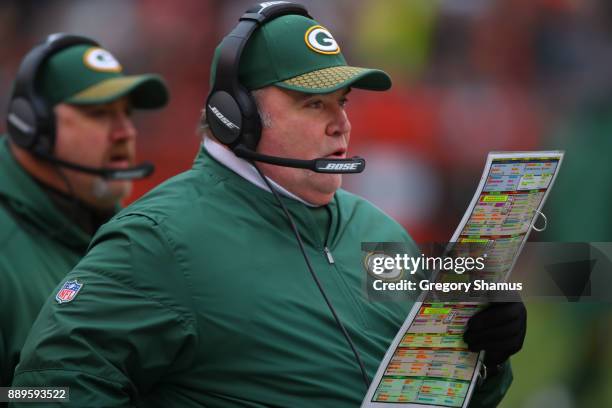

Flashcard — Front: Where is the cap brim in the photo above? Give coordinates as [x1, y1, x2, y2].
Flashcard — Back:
[275, 65, 392, 94]
[65, 75, 169, 109]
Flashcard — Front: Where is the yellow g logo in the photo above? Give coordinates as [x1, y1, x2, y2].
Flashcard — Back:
[304, 25, 340, 55]
[83, 47, 122, 72]
[364, 252, 404, 281]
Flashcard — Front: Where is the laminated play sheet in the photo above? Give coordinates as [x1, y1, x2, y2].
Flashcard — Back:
[362, 151, 564, 408]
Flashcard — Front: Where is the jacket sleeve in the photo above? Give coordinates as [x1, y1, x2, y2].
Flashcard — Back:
[10, 215, 198, 407]
[469, 360, 513, 408]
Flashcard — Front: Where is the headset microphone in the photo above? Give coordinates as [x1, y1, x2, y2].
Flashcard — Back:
[232, 144, 365, 174]
[33, 151, 154, 180]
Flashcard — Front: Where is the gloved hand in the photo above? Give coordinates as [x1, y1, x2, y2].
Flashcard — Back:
[463, 301, 527, 375]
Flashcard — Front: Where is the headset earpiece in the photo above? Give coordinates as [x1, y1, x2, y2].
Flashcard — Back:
[206, 91, 245, 147]
[7, 97, 41, 150]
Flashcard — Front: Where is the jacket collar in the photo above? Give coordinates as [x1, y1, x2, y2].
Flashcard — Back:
[193, 143, 339, 248]
[202, 137, 318, 207]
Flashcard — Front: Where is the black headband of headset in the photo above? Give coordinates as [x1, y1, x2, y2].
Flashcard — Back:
[212, 2, 312, 96]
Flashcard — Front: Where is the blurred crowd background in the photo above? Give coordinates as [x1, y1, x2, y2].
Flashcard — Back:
[1, 0, 611, 406]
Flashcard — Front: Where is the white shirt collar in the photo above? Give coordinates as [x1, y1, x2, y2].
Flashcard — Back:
[203, 137, 318, 207]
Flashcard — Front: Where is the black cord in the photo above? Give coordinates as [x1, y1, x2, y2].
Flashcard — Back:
[53, 164, 77, 201]
[253, 164, 371, 390]
[46, 162, 81, 238]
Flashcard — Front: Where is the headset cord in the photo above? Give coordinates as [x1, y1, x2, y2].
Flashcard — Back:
[49, 162, 82, 237]
[253, 164, 371, 390]
[53, 164, 76, 199]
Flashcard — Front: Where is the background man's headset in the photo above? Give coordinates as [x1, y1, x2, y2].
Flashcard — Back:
[206, 2, 371, 389]
[6, 33, 154, 181]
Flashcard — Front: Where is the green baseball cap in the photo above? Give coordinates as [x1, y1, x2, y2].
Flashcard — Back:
[211, 14, 392, 93]
[39, 44, 168, 108]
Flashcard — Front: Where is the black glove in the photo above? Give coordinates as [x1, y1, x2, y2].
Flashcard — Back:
[463, 301, 527, 375]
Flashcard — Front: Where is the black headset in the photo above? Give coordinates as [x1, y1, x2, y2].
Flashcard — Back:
[7, 33, 99, 155]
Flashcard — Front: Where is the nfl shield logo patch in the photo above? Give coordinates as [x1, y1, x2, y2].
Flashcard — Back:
[56, 280, 83, 304]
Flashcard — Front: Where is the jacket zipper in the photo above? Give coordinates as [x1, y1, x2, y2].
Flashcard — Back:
[323, 246, 335, 264]
[322, 205, 335, 264]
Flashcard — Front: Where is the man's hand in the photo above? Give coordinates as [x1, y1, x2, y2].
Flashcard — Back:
[463, 302, 527, 374]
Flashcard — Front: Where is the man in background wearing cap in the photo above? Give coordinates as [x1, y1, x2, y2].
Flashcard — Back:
[12, 7, 523, 407]
[0, 34, 168, 387]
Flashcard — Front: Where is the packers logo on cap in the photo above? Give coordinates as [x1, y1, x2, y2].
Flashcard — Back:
[364, 252, 404, 281]
[304, 25, 340, 55]
[83, 47, 122, 72]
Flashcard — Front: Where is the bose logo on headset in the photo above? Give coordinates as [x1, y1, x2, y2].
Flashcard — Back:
[320, 162, 359, 171]
[304, 25, 340, 55]
[208, 105, 240, 130]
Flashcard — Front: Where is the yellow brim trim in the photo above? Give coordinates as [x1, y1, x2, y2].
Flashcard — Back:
[66, 75, 168, 109]
[278, 66, 391, 93]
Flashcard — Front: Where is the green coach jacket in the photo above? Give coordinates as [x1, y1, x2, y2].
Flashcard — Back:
[13, 147, 512, 407]
[0, 136, 92, 386]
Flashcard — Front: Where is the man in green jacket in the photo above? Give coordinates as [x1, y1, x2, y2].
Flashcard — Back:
[0, 33, 168, 386]
[12, 4, 523, 407]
